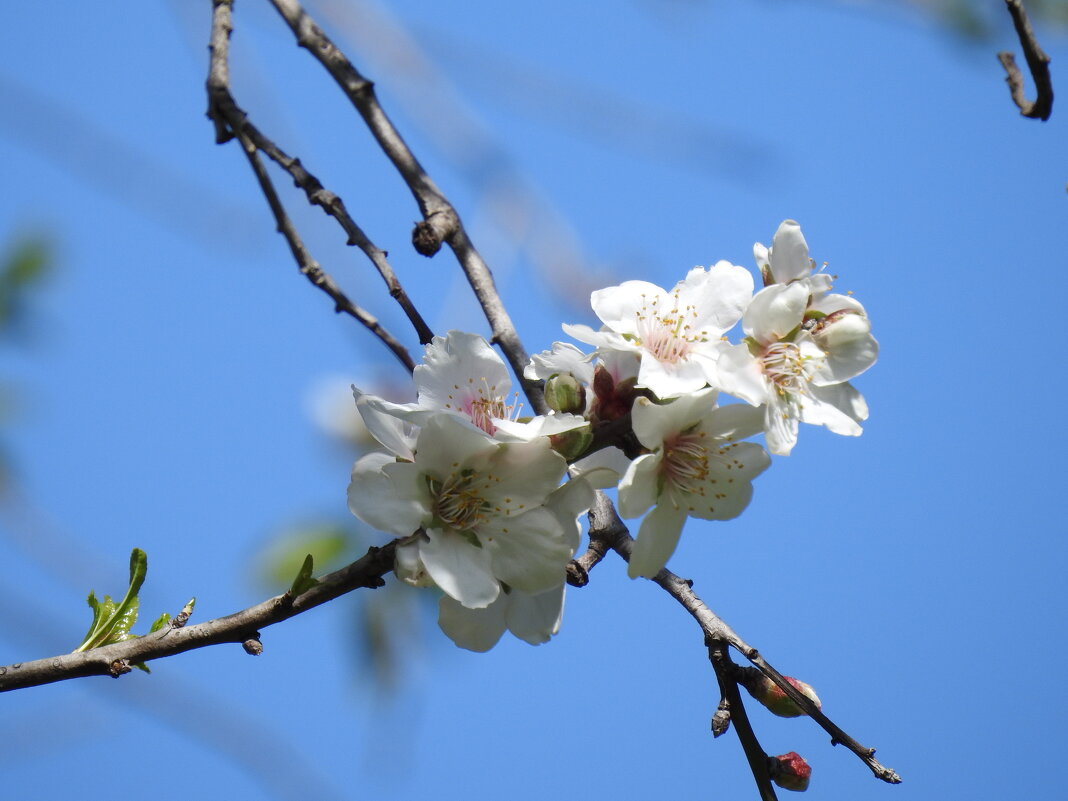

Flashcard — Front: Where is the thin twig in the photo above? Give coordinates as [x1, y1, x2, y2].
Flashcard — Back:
[709, 640, 778, 801]
[0, 540, 399, 693]
[997, 0, 1053, 120]
[206, 0, 419, 371]
[266, 0, 544, 412]
[586, 492, 902, 785]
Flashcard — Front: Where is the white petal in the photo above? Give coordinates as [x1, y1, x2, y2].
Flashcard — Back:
[347, 454, 429, 536]
[743, 283, 808, 343]
[420, 528, 500, 609]
[617, 453, 663, 518]
[590, 280, 667, 335]
[800, 392, 864, 436]
[764, 395, 800, 456]
[753, 242, 770, 275]
[810, 323, 879, 385]
[677, 261, 754, 333]
[353, 389, 418, 460]
[636, 353, 713, 399]
[702, 403, 768, 442]
[768, 220, 812, 283]
[416, 331, 512, 415]
[525, 342, 596, 384]
[492, 413, 588, 442]
[414, 413, 497, 480]
[630, 391, 717, 451]
[570, 446, 632, 490]
[506, 584, 566, 645]
[713, 343, 768, 406]
[545, 477, 596, 551]
[810, 382, 868, 423]
[627, 503, 687, 579]
[681, 441, 769, 520]
[394, 538, 434, 587]
[480, 508, 572, 593]
[562, 323, 639, 354]
[466, 436, 567, 515]
[809, 292, 866, 316]
[438, 594, 508, 652]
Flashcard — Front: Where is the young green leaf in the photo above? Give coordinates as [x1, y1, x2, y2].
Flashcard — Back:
[288, 554, 319, 597]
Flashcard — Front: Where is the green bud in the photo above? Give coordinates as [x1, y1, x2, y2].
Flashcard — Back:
[549, 425, 593, 462]
[544, 373, 586, 415]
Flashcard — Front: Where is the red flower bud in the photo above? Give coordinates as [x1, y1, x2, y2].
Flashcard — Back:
[738, 668, 821, 718]
[769, 751, 811, 792]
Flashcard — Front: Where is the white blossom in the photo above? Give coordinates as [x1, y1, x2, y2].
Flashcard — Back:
[716, 222, 878, 455]
[563, 262, 753, 399]
[617, 390, 770, 578]
[348, 413, 576, 609]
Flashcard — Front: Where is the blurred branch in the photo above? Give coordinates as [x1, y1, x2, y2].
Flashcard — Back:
[998, 0, 1054, 120]
[311, 0, 614, 314]
[580, 492, 902, 787]
[0, 73, 265, 257]
[266, 0, 546, 413]
[0, 538, 399, 692]
[206, 0, 419, 372]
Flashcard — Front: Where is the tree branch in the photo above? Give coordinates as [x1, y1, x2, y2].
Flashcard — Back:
[708, 639, 779, 801]
[581, 492, 902, 786]
[266, 0, 545, 412]
[206, 0, 421, 371]
[997, 0, 1053, 121]
[0, 539, 399, 693]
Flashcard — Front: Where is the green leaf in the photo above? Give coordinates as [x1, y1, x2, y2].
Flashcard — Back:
[73, 548, 149, 652]
[148, 613, 171, 633]
[288, 554, 319, 597]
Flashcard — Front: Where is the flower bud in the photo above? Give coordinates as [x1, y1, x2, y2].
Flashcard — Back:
[738, 667, 821, 717]
[549, 425, 594, 462]
[769, 752, 811, 792]
[544, 373, 587, 415]
[810, 308, 870, 350]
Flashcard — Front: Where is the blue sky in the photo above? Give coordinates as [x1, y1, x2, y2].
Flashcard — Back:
[1, 1, 1066, 799]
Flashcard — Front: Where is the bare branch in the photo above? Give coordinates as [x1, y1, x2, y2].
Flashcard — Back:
[206, 0, 421, 371]
[708, 640, 779, 801]
[0, 540, 399, 693]
[266, 0, 545, 412]
[998, 0, 1053, 120]
[583, 492, 902, 786]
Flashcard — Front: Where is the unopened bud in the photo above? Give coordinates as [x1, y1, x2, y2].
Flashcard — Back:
[738, 668, 821, 718]
[544, 373, 586, 415]
[769, 752, 811, 792]
[549, 425, 593, 462]
[810, 308, 870, 350]
[591, 366, 642, 422]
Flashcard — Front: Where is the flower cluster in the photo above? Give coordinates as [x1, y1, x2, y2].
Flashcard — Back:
[347, 221, 877, 650]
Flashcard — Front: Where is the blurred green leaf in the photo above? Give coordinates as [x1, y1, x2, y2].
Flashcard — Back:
[148, 612, 171, 633]
[289, 553, 319, 597]
[258, 523, 351, 590]
[2, 239, 49, 287]
[0, 236, 52, 335]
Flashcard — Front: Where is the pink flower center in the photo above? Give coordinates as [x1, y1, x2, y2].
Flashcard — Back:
[635, 290, 704, 364]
